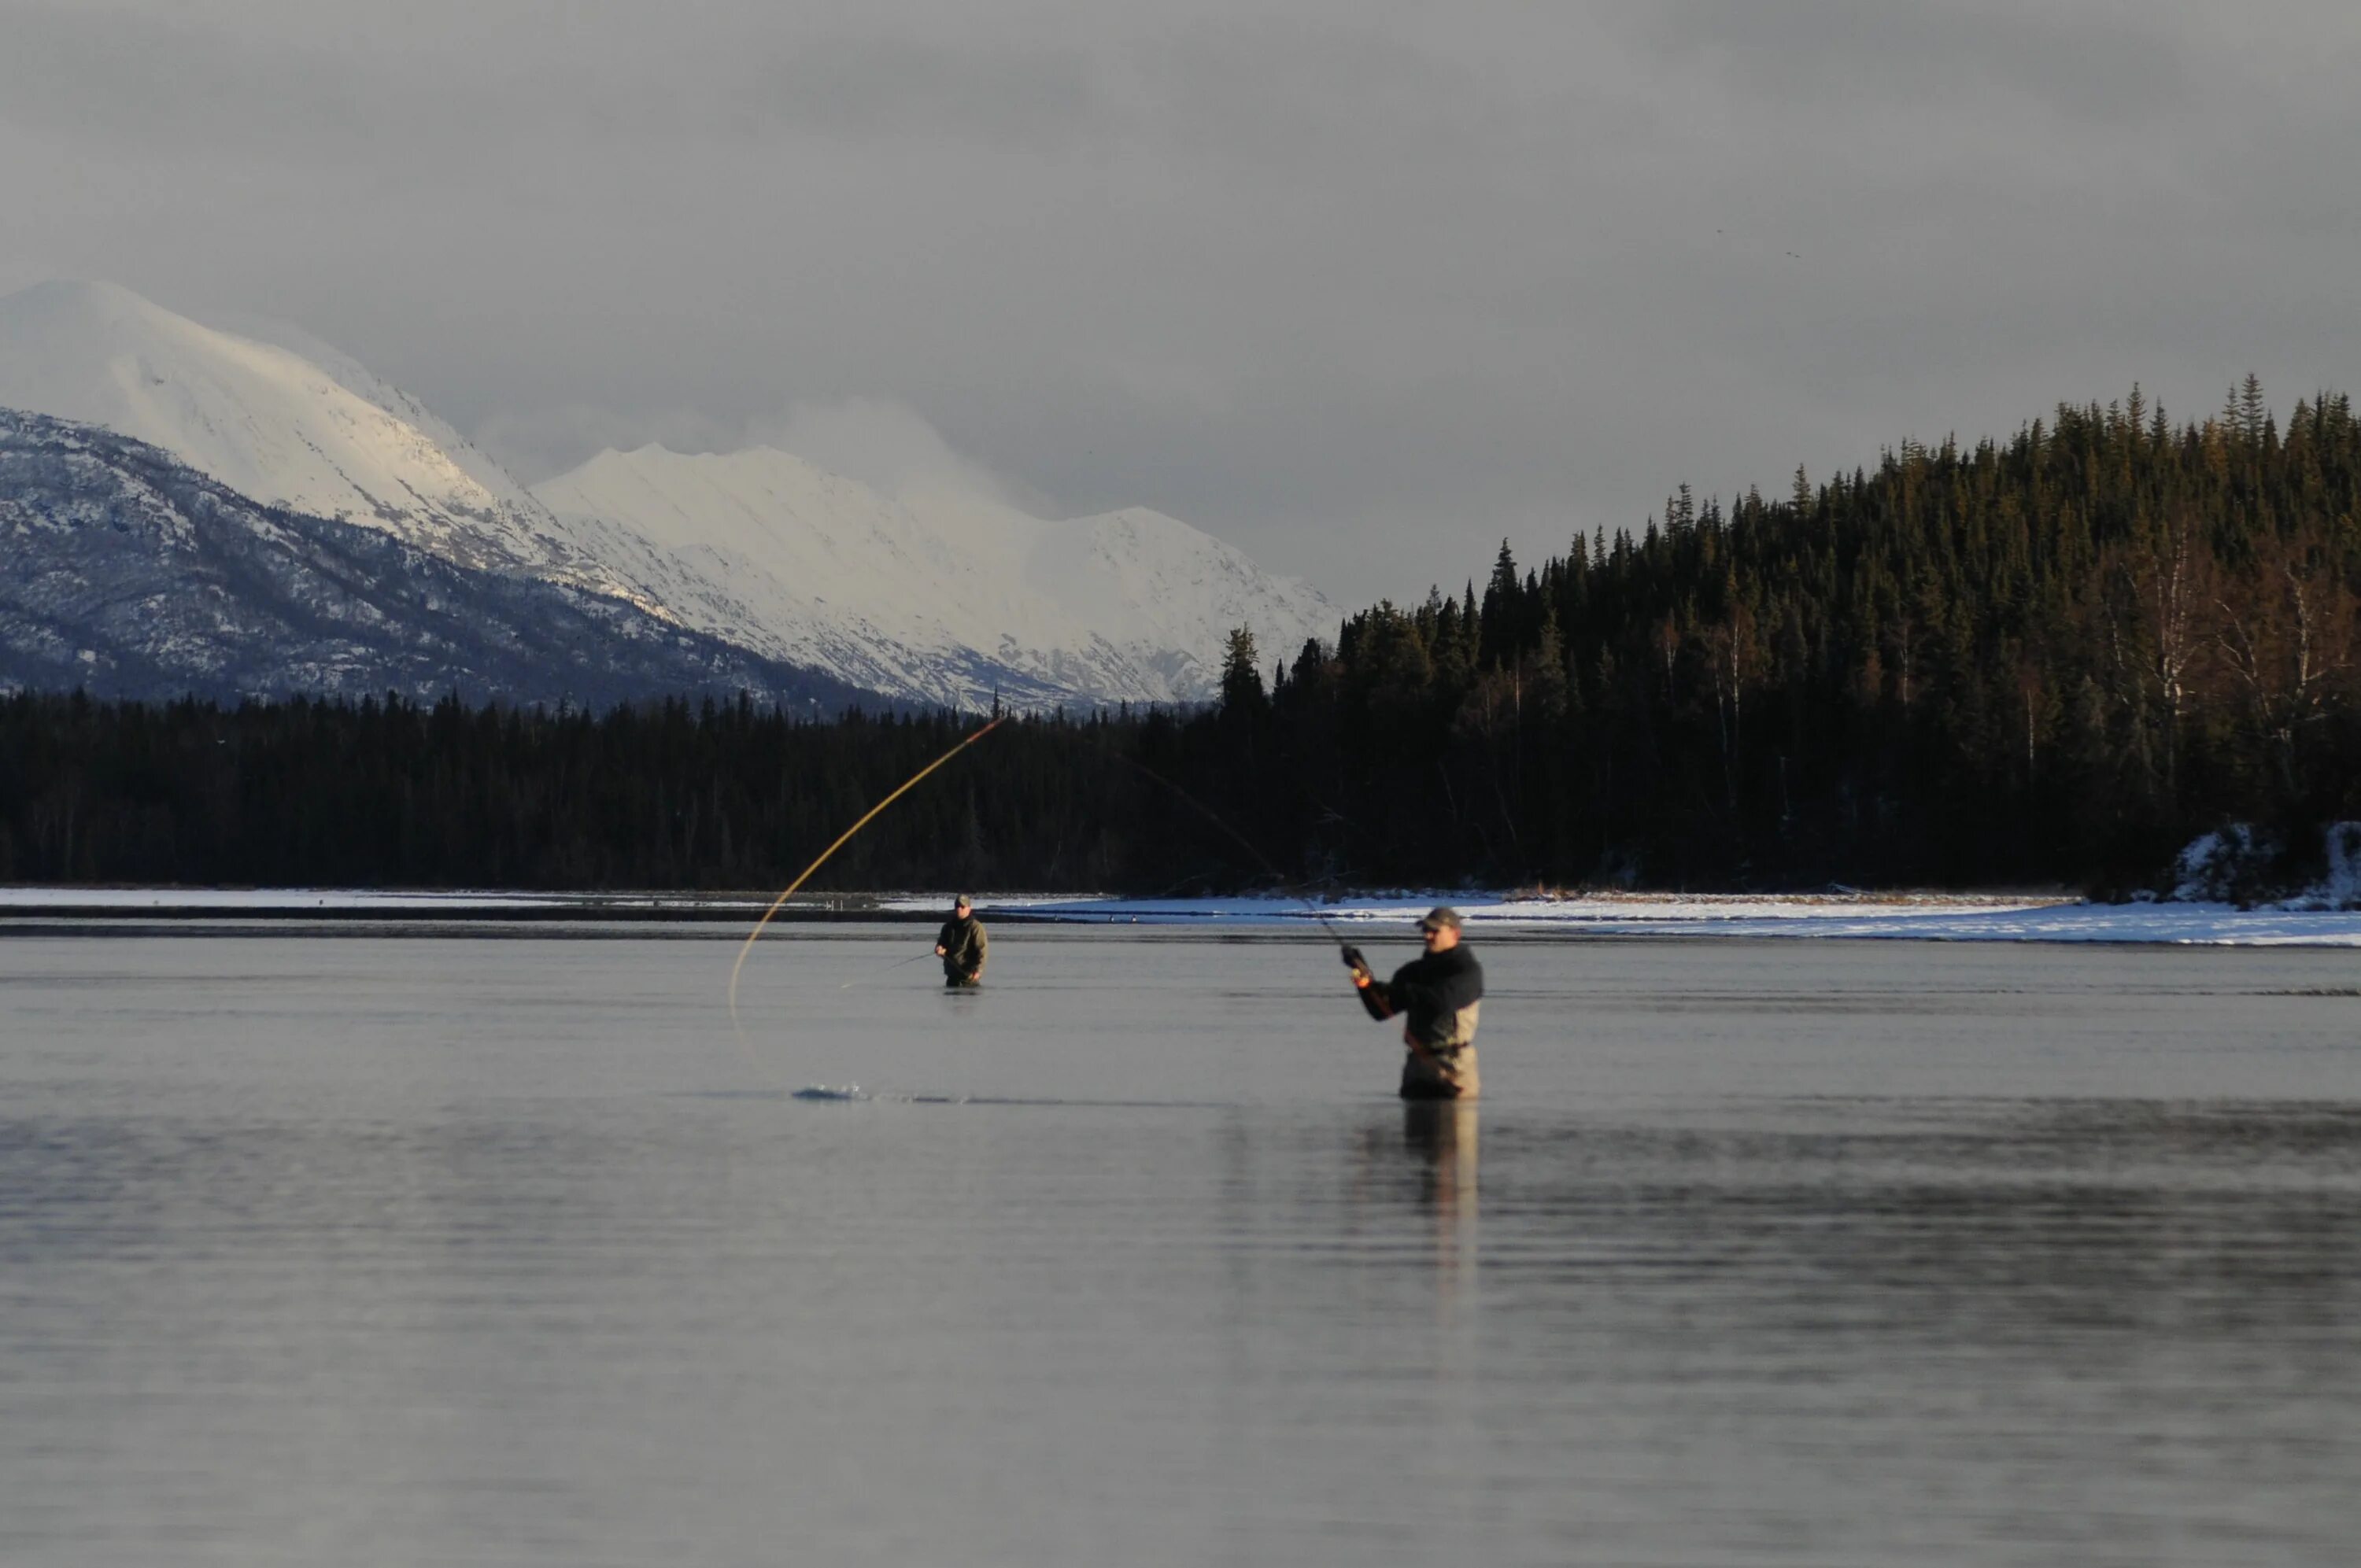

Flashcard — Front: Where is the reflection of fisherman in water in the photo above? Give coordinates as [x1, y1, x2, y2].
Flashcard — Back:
[934, 895, 988, 988]
[1343, 907, 1483, 1099]
[1404, 1100, 1480, 1324]
[1402, 1101, 1480, 1217]
[1344, 1101, 1482, 1326]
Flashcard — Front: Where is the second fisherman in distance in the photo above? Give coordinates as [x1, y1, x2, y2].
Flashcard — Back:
[936, 895, 988, 988]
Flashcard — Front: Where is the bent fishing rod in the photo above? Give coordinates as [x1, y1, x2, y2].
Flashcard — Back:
[729, 714, 1007, 1042]
[726, 714, 1363, 1066]
[1099, 750, 1362, 961]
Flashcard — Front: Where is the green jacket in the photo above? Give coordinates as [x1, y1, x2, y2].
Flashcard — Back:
[937, 913, 988, 981]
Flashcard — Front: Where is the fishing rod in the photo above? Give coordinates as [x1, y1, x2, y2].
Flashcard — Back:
[728, 713, 1360, 1072]
[729, 714, 1007, 1045]
[1101, 750, 1357, 954]
[837, 951, 936, 990]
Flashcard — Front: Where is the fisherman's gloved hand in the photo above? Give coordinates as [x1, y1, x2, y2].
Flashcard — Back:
[1340, 944, 1366, 974]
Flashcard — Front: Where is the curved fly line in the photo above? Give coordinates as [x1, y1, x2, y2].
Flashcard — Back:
[727, 715, 1007, 1060]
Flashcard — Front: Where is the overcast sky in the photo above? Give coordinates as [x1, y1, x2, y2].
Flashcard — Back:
[3, 1, 2357, 607]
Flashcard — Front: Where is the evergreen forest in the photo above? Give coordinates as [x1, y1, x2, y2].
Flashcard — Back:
[5, 383, 2357, 895]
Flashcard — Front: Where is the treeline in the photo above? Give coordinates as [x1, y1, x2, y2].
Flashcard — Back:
[3, 382, 2356, 893]
[1215, 380, 2361, 891]
[0, 697, 1180, 891]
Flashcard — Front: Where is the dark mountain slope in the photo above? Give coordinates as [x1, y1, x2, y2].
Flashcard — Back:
[0, 408, 892, 711]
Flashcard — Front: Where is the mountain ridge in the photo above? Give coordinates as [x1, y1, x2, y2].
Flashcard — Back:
[0, 407, 887, 711]
[0, 279, 1336, 707]
[531, 442, 1337, 709]
[0, 281, 600, 580]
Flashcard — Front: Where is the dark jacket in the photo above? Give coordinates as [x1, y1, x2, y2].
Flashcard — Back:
[937, 913, 988, 982]
[1358, 944, 1483, 1050]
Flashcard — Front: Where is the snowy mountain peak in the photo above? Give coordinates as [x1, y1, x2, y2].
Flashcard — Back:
[0, 406, 882, 710]
[531, 442, 1336, 708]
[0, 279, 570, 577]
[1, 280, 1336, 709]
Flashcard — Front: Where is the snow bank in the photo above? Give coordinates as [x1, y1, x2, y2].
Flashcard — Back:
[940, 891, 2361, 946]
[13, 885, 2359, 944]
[2287, 821, 2361, 911]
[2166, 821, 2361, 911]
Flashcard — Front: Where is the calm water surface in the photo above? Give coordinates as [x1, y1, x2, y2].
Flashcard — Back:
[2, 927, 2357, 1566]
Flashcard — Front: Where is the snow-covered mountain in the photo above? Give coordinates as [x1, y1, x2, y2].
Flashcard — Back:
[531, 446, 1337, 708]
[0, 408, 881, 709]
[0, 280, 613, 585]
[0, 280, 1337, 707]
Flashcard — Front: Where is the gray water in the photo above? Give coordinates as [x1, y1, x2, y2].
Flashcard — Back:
[2, 927, 2358, 1566]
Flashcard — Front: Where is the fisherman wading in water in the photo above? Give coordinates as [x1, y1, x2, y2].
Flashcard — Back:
[1343, 907, 1482, 1099]
[935, 895, 988, 988]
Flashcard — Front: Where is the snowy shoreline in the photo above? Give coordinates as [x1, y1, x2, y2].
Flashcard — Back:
[6, 887, 2359, 946]
[974, 894, 2361, 946]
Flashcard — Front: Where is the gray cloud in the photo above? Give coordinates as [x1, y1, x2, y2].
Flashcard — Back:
[1624, 1, 2206, 131]
[3, 0, 2357, 605]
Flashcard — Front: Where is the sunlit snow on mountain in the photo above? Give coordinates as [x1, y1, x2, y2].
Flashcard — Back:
[0, 281, 597, 581]
[531, 444, 1336, 709]
[0, 281, 1336, 707]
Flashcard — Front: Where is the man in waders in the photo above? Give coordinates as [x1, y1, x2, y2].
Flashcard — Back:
[935, 895, 988, 988]
[1343, 906, 1482, 1099]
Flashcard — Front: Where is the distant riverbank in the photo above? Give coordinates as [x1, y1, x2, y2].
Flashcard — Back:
[6, 886, 2361, 945]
